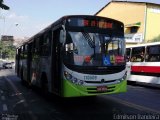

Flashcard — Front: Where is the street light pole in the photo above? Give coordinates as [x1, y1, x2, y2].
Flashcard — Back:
[6, 22, 19, 35]
[0, 8, 5, 41]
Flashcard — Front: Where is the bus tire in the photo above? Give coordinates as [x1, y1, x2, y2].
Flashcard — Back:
[41, 73, 48, 95]
[20, 69, 25, 85]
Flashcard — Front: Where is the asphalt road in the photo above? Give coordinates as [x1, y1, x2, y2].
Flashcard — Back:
[0, 69, 160, 120]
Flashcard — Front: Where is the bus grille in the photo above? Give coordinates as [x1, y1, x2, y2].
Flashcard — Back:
[85, 80, 116, 84]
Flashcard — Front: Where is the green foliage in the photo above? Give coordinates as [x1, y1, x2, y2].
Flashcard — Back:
[0, 40, 16, 59]
[0, 41, 3, 49]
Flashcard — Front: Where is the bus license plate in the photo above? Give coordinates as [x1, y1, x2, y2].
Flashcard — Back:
[97, 86, 107, 92]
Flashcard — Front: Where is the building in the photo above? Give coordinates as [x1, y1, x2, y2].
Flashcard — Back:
[1, 35, 14, 46]
[13, 37, 29, 47]
[95, 0, 160, 44]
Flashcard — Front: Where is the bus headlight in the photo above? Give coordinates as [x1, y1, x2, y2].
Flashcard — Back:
[64, 71, 84, 85]
[122, 72, 127, 80]
[117, 72, 127, 83]
[64, 71, 72, 80]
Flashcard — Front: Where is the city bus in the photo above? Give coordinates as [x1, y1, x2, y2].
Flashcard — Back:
[15, 15, 127, 97]
[126, 42, 160, 87]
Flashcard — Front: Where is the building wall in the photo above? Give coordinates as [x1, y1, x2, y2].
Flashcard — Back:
[96, 2, 145, 35]
[145, 4, 160, 42]
[1, 35, 14, 46]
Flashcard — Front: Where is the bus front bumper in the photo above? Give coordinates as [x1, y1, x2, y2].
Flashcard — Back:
[62, 79, 127, 97]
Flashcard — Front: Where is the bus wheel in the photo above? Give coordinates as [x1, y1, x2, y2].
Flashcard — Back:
[21, 69, 25, 85]
[41, 73, 48, 95]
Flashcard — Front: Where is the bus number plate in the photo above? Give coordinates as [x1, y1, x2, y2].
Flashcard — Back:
[97, 86, 107, 92]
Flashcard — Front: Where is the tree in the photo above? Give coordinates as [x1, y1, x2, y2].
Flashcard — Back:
[0, 41, 16, 59]
[0, 0, 9, 10]
[0, 41, 4, 58]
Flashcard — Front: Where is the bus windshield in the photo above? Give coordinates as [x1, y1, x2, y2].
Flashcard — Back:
[63, 31, 125, 67]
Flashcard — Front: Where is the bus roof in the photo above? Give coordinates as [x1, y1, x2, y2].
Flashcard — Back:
[19, 15, 124, 48]
[126, 42, 160, 48]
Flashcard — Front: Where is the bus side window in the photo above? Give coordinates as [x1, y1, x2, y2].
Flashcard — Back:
[20, 46, 23, 59]
[31, 40, 36, 53]
[34, 38, 40, 54]
[146, 45, 160, 62]
[24, 44, 28, 59]
[131, 47, 145, 62]
[40, 31, 51, 56]
[21, 45, 27, 59]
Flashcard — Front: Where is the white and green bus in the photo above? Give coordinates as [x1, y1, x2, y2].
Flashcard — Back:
[15, 15, 127, 97]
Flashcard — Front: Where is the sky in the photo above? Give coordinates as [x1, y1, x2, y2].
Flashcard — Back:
[0, 0, 160, 38]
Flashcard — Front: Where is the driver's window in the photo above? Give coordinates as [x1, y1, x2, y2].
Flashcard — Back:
[64, 32, 78, 54]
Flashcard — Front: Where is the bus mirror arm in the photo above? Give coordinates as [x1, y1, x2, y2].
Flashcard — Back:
[62, 25, 66, 41]
[60, 29, 66, 44]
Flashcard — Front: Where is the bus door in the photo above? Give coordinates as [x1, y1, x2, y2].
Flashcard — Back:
[51, 29, 62, 94]
[16, 48, 21, 77]
[27, 43, 32, 84]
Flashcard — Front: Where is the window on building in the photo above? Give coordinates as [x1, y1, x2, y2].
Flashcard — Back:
[130, 27, 138, 33]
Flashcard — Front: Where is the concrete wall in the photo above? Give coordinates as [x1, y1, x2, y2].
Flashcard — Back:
[96, 2, 145, 35]
[145, 4, 160, 41]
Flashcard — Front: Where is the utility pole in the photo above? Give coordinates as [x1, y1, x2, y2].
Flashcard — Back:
[0, 15, 5, 40]
[0, 0, 9, 40]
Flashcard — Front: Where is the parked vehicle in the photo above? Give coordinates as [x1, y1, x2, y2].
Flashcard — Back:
[126, 42, 160, 87]
[0, 60, 3, 70]
[3, 62, 14, 69]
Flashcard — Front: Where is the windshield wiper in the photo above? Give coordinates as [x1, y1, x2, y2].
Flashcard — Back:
[82, 32, 96, 58]
[82, 32, 95, 48]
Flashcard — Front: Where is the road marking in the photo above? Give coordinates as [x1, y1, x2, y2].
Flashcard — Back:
[5, 76, 28, 106]
[101, 95, 160, 114]
[4, 76, 37, 120]
[1, 96, 5, 100]
[3, 104, 8, 111]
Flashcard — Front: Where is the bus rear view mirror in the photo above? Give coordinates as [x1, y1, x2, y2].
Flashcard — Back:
[65, 43, 73, 52]
[60, 30, 66, 44]
[65, 43, 78, 54]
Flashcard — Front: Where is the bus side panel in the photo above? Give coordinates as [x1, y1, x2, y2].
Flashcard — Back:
[27, 43, 32, 85]
[30, 50, 40, 87]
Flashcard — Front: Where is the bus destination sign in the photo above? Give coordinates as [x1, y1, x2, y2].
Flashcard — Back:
[68, 18, 113, 29]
